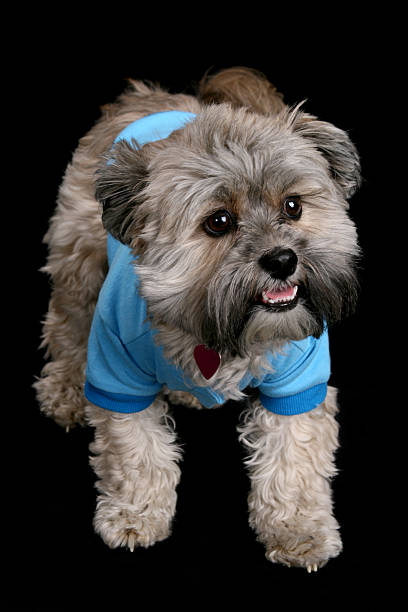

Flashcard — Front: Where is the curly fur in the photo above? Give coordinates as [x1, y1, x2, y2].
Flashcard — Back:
[86, 397, 182, 550]
[34, 67, 360, 570]
[238, 385, 342, 568]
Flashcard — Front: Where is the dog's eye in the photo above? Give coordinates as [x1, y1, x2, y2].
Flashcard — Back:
[204, 210, 234, 236]
[282, 197, 302, 220]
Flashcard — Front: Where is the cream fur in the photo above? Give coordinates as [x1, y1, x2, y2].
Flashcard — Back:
[238, 385, 342, 569]
[86, 397, 182, 550]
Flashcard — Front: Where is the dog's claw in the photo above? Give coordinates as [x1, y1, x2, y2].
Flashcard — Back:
[65, 425, 70, 433]
[128, 538, 135, 553]
[307, 563, 318, 573]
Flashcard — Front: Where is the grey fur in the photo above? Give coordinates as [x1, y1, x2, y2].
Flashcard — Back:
[35, 68, 361, 569]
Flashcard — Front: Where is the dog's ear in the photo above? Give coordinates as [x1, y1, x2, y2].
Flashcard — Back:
[95, 140, 151, 245]
[293, 113, 361, 199]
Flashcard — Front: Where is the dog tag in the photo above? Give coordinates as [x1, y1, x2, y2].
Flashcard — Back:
[193, 345, 221, 379]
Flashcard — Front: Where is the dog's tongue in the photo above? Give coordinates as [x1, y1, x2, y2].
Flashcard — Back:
[264, 286, 296, 300]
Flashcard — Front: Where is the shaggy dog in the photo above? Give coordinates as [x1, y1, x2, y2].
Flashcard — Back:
[35, 67, 360, 571]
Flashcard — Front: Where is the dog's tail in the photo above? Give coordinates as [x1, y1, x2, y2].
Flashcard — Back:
[198, 66, 285, 115]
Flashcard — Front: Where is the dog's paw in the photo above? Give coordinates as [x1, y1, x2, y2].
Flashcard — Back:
[93, 499, 173, 551]
[264, 523, 342, 571]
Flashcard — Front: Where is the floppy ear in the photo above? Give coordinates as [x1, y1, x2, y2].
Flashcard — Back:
[95, 140, 151, 245]
[293, 113, 361, 199]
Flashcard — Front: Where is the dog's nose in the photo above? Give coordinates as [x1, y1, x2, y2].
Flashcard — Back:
[259, 248, 298, 279]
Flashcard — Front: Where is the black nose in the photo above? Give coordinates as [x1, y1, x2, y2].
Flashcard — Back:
[259, 248, 298, 279]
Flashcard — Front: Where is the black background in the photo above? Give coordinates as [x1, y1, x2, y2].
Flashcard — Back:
[8, 7, 398, 608]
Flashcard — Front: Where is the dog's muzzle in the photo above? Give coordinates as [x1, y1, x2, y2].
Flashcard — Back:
[256, 248, 299, 312]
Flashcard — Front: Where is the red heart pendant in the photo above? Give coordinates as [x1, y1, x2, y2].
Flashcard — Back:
[193, 345, 221, 380]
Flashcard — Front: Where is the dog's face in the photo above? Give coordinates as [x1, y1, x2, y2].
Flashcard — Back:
[96, 104, 360, 357]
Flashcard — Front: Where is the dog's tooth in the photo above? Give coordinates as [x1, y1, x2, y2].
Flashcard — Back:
[262, 285, 298, 305]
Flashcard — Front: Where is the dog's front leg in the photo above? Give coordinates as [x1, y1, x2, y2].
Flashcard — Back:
[238, 386, 342, 571]
[86, 397, 182, 551]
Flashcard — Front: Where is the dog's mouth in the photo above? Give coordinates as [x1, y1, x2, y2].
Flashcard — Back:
[257, 284, 299, 312]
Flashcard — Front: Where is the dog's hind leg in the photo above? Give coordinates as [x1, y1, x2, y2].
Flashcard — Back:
[162, 387, 204, 410]
[34, 160, 107, 429]
[86, 398, 182, 550]
[238, 386, 342, 571]
[35, 286, 102, 429]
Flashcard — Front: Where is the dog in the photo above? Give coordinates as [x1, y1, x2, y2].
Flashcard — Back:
[35, 67, 361, 571]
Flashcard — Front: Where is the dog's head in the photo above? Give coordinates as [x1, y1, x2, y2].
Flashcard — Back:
[95, 103, 360, 357]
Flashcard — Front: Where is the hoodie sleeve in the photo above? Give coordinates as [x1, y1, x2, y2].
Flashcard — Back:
[255, 329, 331, 416]
[84, 306, 161, 414]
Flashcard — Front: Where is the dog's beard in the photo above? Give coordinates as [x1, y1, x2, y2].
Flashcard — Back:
[202, 248, 359, 356]
[137, 236, 359, 360]
[300, 246, 360, 333]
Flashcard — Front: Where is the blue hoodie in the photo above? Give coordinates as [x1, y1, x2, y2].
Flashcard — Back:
[84, 111, 330, 416]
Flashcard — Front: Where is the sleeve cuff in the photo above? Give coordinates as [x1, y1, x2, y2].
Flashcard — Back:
[84, 380, 156, 413]
[259, 383, 327, 415]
